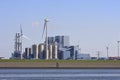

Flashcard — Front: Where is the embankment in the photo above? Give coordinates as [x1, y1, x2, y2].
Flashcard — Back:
[0, 60, 120, 69]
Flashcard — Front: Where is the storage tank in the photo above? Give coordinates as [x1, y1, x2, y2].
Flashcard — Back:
[44, 45, 49, 60]
[25, 48, 29, 59]
[53, 44, 58, 59]
[38, 44, 45, 59]
[32, 44, 38, 59]
[29, 48, 32, 59]
[49, 44, 53, 59]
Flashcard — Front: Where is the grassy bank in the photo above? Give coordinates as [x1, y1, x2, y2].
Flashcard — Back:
[0, 59, 120, 69]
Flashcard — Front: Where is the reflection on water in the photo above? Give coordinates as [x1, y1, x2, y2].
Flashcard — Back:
[0, 69, 120, 80]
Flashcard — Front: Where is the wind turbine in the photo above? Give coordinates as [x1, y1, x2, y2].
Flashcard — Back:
[20, 24, 23, 59]
[42, 18, 49, 60]
[20, 24, 31, 59]
[13, 24, 31, 60]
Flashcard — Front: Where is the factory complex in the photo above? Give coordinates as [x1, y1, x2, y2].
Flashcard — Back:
[11, 34, 90, 60]
[10, 19, 119, 61]
[10, 19, 91, 60]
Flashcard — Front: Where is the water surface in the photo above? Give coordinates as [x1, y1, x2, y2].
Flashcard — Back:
[0, 69, 120, 80]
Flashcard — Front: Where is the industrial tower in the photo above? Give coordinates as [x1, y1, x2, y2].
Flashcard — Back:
[12, 25, 23, 59]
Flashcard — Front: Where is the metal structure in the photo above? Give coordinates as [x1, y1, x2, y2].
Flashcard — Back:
[12, 24, 24, 59]
[13, 33, 22, 59]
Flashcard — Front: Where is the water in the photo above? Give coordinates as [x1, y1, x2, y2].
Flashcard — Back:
[0, 69, 120, 80]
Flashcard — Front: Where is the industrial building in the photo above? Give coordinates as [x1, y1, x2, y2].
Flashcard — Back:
[58, 45, 79, 60]
[12, 33, 91, 60]
[76, 53, 91, 60]
[58, 50, 71, 60]
[12, 33, 22, 59]
[48, 36, 70, 47]
[11, 19, 91, 60]
[48, 37, 55, 44]
[24, 36, 90, 60]
[55, 36, 70, 48]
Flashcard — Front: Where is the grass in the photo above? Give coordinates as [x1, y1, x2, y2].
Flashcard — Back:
[0, 59, 120, 63]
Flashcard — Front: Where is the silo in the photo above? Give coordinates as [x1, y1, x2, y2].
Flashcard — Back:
[29, 48, 32, 59]
[25, 48, 29, 59]
[53, 44, 58, 59]
[38, 44, 45, 59]
[32, 44, 38, 59]
[49, 44, 53, 59]
[44, 45, 49, 60]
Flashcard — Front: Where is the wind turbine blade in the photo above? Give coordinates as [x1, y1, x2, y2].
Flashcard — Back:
[22, 35, 31, 40]
[42, 22, 46, 38]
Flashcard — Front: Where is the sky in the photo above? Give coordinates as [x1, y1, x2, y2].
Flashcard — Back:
[0, 0, 120, 58]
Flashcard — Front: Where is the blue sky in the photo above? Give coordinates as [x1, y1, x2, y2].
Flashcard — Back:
[0, 0, 120, 58]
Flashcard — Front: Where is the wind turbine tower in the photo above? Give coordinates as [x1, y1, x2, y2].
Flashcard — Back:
[20, 24, 23, 59]
[42, 18, 49, 60]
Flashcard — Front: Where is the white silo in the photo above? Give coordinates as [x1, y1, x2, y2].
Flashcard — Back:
[44, 44, 49, 60]
[38, 44, 45, 59]
[53, 44, 58, 59]
[49, 44, 53, 59]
